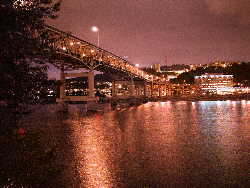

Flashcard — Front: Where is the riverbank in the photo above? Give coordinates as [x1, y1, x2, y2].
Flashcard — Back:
[68, 94, 250, 114]
[149, 94, 250, 102]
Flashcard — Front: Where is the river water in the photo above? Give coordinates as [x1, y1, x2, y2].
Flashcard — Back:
[69, 100, 250, 187]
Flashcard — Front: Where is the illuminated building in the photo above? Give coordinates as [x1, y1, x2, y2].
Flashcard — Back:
[65, 77, 88, 96]
[170, 83, 195, 96]
[210, 61, 238, 68]
[195, 73, 235, 95]
[96, 81, 112, 96]
[189, 64, 202, 70]
[167, 74, 177, 81]
[151, 64, 161, 72]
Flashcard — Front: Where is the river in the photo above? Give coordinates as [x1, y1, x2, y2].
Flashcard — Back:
[69, 100, 250, 187]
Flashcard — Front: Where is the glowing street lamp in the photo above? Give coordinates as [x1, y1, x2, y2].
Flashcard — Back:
[91, 26, 100, 46]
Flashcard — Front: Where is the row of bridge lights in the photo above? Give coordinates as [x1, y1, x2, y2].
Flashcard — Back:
[61, 41, 131, 68]
[61, 26, 137, 66]
[59, 27, 166, 82]
[62, 41, 96, 56]
[61, 42, 164, 82]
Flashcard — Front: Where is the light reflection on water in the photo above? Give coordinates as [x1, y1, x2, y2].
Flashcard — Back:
[69, 100, 250, 187]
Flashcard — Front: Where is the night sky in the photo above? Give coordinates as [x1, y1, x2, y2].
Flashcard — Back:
[47, 0, 250, 78]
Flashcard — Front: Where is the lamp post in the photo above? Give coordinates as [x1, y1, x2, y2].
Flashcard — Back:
[91, 26, 99, 46]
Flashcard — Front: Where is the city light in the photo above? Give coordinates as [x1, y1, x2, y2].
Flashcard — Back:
[91, 26, 99, 32]
[13, 0, 33, 8]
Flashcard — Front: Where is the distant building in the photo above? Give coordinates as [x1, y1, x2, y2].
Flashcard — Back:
[172, 69, 189, 75]
[169, 83, 195, 96]
[64, 76, 113, 97]
[195, 73, 235, 95]
[151, 64, 161, 72]
[65, 77, 88, 96]
[210, 61, 238, 67]
[96, 81, 112, 96]
[167, 74, 177, 80]
[161, 64, 189, 76]
[189, 64, 202, 70]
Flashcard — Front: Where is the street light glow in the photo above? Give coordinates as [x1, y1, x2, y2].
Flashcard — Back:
[91, 26, 100, 46]
[91, 26, 99, 32]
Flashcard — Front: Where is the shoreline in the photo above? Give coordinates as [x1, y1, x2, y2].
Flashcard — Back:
[149, 94, 250, 102]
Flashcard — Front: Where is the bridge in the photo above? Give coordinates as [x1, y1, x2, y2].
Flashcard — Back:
[45, 25, 170, 102]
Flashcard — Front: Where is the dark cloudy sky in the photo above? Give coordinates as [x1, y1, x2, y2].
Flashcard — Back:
[47, 0, 250, 67]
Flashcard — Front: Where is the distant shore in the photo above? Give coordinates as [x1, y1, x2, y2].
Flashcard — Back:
[152, 94, 250, 102]
[106, 94, 250, 111]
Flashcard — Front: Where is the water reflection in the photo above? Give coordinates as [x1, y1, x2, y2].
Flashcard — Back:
[69, 101, 250, 187]
[71, 114, 123, 188]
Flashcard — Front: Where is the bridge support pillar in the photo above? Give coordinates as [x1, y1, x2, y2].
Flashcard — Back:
[144, 82, 148, 97]
[112, 81, 116, 97]
[59, 68, 66, 100]
[162, 84, 166, 96]
[150, 82, 154, 97]
[164, 84, 168, 96]
[129, 80, 135, 96]
[159, 85, 162, 97]
[88, 71, 95, 98]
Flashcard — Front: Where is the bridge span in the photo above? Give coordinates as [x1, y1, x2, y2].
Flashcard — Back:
[45, 25, 169, 102]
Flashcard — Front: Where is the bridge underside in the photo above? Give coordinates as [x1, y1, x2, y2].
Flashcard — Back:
[52, 55, 146, 81]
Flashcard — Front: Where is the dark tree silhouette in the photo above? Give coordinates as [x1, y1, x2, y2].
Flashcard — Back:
[0, 0, 60, 105]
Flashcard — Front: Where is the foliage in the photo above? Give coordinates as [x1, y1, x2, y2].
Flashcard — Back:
[0, 1, 61, 186]
[171, 72, 195, 84]
[225, 62, 250, 85]
[0, 0, 60, 61]
[161, 64, 189, 71]
[0, 0, 61, 104]
[0, 62, 50, 104]
[142, 67, 164, 77]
